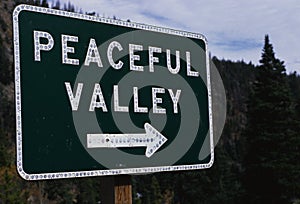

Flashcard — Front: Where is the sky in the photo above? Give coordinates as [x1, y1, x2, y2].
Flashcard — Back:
[54, 0, 300, 73]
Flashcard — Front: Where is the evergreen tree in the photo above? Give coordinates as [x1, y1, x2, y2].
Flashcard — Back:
[288, 72, 300, 117]
[63, 1, 75, 12]
[27, 0, 35, 5]
[0, 166, 27, 203]
[149, 176, 163, 204]
[44, 180, 76, 203]
[76, 178, 100, 203]
[41, 0, 49, 8]
[0, 37, 11, 85]
[243, 35, 299, 203]
[33, 0, 40, 6]
[52, 0, 61, 10]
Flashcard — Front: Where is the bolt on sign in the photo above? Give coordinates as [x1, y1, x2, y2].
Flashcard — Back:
[13, 4, 214, 180]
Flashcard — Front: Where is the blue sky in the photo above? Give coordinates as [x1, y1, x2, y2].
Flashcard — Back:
[54, 0, 300, 73]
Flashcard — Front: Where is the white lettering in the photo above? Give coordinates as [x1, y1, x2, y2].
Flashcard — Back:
[33, 30, 54, 61]
[166, 49, 180, 74]
[133, 87, 148, 113]
[84, 38, 103, 67]
[89, 83, 108, 112]
[61, 34, 79, 65]
[113, 85, 129, 112]
[129, 44, 143, 71]
[186, 51, 199, 77]
[168, 89, 181, 113]
[149, 46, 162, 72]
[65, 82, 83, 111]
[107, 41, 124, 69]
[152, 87, 166, 114]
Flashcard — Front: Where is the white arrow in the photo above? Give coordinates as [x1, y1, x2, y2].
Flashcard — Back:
[87, 123, 168, 158]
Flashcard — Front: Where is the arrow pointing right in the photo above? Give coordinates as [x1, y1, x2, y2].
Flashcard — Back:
[87, 123, 168, 158]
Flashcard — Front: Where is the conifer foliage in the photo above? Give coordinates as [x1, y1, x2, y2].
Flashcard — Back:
[243, 35, 300, 204]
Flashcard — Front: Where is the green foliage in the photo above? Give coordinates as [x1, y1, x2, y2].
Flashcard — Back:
[0, 166, 27, 203]
[0, 37, 12, 85]
[149, 176, 163, 204]
[41, 0, 48, 7]
[288, 72, 300, 117]
[52, 0, 61, 9]
[243, 35, 300, 203]
[75, 178, 101, 203]
[44, 180, 77, 203]
[63, 1, 75, 12]
[0, 84, 14, 166]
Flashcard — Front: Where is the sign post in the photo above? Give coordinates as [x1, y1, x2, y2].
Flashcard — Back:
[13, 5, 214, 181]
[114, 175, 132, 204]
[99, 175, 132, 204]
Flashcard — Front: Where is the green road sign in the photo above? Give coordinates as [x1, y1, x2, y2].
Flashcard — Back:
[13, 4, 214, 180]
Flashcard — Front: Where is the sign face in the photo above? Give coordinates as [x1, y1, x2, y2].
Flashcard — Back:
[13, 5, 214, 180]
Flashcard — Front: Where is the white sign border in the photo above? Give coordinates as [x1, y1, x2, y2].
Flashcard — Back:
[13, 4, 214, 180]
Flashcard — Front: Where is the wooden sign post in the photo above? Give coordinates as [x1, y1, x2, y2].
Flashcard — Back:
[100, 175, 132, 204]
[114, 175, 132, 204]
